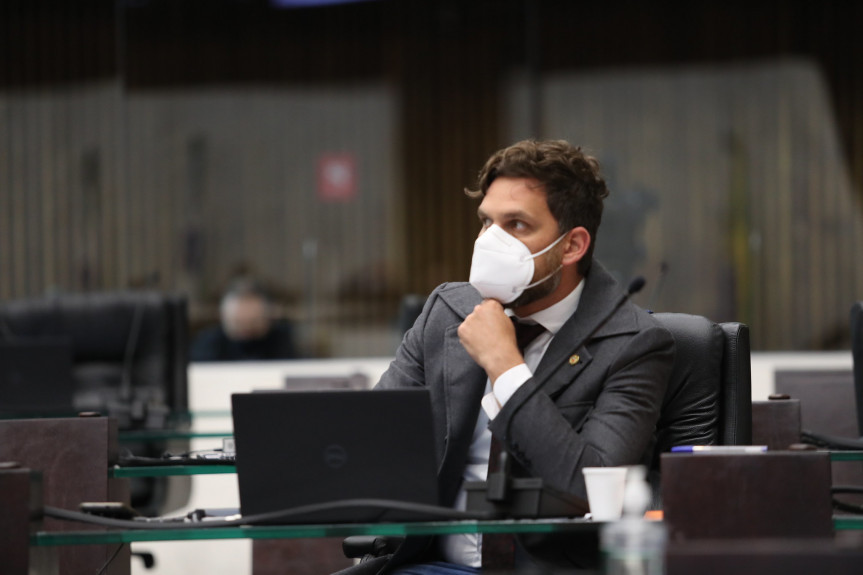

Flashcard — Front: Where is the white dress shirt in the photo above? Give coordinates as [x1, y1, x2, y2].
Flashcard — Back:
[440, 281, 585, 566]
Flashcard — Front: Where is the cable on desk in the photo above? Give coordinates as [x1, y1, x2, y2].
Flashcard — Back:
[96, 543, 126, 575]
[44, 499, 497, 530]
[118, 448, 236, 467]
[801, 429, 863, 450]
[832, 485, 863, 514]
[802, 433, 863, 514]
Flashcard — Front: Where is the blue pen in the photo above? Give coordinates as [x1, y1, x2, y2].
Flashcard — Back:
[671, 445, 768, 453]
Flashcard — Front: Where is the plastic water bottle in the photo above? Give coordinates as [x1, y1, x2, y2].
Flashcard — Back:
[600, 466, 666, 575]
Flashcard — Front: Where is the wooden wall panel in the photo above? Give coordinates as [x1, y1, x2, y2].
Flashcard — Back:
[391, 0, 506, 296]
[521, 61, 863, 349]
[0, 83, 399, 351]
[3, 0, 863, 355]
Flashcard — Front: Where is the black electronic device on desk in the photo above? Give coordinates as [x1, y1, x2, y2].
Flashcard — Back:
[465, 435, 588, 519]
[464, 478, 589, 519]
[0, 339, 76, 417]
[231, 388, 442, 524]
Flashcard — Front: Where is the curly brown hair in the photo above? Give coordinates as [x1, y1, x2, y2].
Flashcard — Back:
[466, 139, 610, 275]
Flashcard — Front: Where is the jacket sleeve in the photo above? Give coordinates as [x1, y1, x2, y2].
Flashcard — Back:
[374, 287, 445, 391]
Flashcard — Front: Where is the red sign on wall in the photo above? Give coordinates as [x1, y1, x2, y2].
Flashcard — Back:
[317, 153, 357, 202]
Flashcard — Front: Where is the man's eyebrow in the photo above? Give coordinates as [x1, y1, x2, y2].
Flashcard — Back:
[476, 207, 533, 221]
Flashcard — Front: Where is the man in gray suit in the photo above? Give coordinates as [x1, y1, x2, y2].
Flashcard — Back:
[355, 140, 675, 574]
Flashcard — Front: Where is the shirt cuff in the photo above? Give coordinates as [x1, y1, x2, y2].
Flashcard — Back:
[481, 363, 533, 420]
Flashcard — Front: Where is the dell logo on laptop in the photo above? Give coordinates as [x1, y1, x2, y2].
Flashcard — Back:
[323, 444, 348, 469]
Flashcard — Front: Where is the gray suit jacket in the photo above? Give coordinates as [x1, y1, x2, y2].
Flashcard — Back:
[374, 261, 675, 570]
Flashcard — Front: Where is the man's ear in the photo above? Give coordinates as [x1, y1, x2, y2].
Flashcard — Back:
[561, 227, 591, 266]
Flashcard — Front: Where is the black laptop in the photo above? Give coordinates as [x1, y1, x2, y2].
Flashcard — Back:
[230, 387, 440, 524]
[0, 339, 76, 416]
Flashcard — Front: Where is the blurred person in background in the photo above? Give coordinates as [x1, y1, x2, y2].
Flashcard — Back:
[190, 279, 298, 362]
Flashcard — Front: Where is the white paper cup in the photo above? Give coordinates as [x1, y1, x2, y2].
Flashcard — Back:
[582, 467, 628, 521]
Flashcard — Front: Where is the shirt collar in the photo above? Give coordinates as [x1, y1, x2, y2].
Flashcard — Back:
[509, 279, 584, 336]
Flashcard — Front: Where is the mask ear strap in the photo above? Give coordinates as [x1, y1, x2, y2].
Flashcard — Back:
[525, 232, 568, 261]
[524, 265, 563, 290]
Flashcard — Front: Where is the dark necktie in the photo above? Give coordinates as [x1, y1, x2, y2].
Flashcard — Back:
[482, 319, 546, 571]
[512, 318, 546, 355]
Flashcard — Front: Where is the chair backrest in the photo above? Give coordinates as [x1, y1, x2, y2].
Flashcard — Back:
[850, 302, 863, 436]
[0, 290, 189, 419]
[651, 313, 752, 463]
[397, 293, 426, 336]
[0, 290, 191, 515]
[718, 321, 753, 445]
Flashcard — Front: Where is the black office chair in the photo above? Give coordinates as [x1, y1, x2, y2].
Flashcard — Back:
[0, 290, 191, 516]
[652, 314, 752, 449]
[648, 313, 752, 505]
[396, 294, 426, 336]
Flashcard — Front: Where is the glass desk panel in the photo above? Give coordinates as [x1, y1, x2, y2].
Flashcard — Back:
[834, 516, 863, 530]
[32, 518, 601, 546]
[829, 451, 863, 462]
[118, 430, 232, 441]
[110, 450, 862, 477]
[33, 515, 863, 547]
[110, 465, 236, 478]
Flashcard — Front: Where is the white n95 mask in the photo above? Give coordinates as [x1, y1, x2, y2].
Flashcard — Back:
[469, 224, 566, 303]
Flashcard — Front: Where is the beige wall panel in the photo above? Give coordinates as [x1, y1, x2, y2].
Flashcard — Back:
[508, 60, 863, 349]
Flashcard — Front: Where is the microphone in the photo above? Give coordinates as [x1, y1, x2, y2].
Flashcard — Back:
[494, 275, 647, 487]
[646, 262, 668, 311]
[108, 300, 147, 429]
[626, 276, 646, 298]
[119, 301, 145, 404]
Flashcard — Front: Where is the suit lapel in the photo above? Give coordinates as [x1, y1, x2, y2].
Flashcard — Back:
[437, 286, 489, 486]
[432, 270, 640, 454]
[443, 322, 488, 420]
[438, 286, 486, 414]
[534, 262, 637, 398]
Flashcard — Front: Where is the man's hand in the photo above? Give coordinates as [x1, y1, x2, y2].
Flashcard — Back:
[458, 299, 524, 384]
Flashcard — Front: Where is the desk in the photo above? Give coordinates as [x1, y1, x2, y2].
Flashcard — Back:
[118, 430, 232, 442]
[834, 516, 863, 530]
[10, 462, 863, 575]
[106, 450, 863, 574]
[0, 417, 131, 575]
[27, 513, 863, 575]
[108, 447, 863, 479]
[7, 350, 863, 575]
[32, 518, 602, 546]
[110, 466, 236, 478]
[30, 512, 863, 546]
